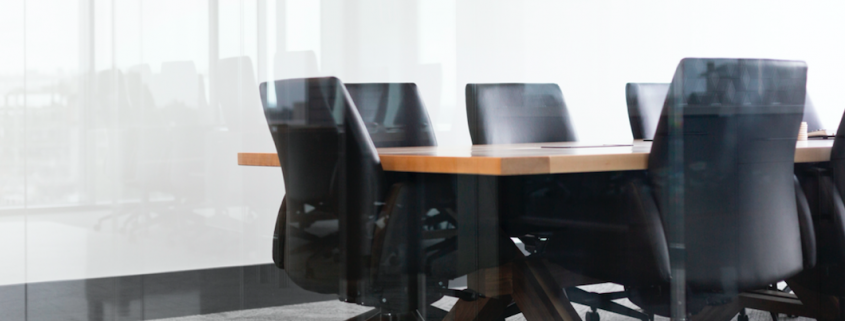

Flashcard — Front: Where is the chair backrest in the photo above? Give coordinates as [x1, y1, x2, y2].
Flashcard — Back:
[465, 83, 576, 144]
[831, 110, 845, 200]
[627, 82, 822, 141]
[260, 77, 381, 301]
[803, 94, 823, 132]
[649, 58, 807, 291]
[345, 83, 437, 147]
[626, 83, 670, 140]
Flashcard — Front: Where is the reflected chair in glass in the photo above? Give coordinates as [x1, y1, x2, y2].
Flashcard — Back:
[626, 83, 670, 141]
[92, 68, 208, 236]
[465, 83, 649, 320]
[545, 58, 816, 320]
[261, 77, 461, 319]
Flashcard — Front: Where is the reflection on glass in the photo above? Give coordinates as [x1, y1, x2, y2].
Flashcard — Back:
[6, 0, 845, 319]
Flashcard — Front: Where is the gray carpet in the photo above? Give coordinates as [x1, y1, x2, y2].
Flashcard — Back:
[154, 284, 815, 321]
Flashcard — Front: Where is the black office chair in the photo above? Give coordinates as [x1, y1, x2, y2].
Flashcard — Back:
[272, 83, 441, 259]
[345, 82, 463, 298]
[272, 82, 450, 271]
[546, 58, 815, 320]
[626, 81, 821, 320]
[466, 83, 651, 320]
[466, 83, 576, 145]
[790, 109, 845, 317]
[262, 77, 461, 319]
[626, 83, 670, 140]
[345, 83, 465, 304]
[346, 83, 437, 148]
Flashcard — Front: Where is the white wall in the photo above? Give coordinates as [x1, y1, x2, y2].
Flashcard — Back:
[1, 0, 845, 285]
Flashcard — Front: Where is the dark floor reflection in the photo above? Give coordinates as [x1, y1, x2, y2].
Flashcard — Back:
[0, 264, 334, 321]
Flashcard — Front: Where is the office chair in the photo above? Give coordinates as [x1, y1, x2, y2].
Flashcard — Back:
[345, 83, 466, 310]
[626, 83, 670, 140]
[262, 77, 463, 319]
[466, 83, 576, 145]
[345, 83, 437, 148]
[466, 83, 650, 320]
[627, 82, 824, 321]
[545, 58, 815, 320]
[789, 109, 845, 318]
[272, 82, 447, 271]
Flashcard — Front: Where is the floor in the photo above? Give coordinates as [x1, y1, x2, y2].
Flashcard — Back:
[153, 284, 816, 321]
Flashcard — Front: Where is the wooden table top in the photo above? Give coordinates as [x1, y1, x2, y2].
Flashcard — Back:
[238, 139, 836, 175]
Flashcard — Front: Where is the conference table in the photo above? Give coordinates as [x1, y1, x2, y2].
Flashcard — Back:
[239, 139, 835, 321]
[238, 139, 834, 173]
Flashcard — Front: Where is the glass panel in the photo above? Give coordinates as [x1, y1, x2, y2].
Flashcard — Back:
[6, 1, 845, 320]
[0, 1, 26, 319]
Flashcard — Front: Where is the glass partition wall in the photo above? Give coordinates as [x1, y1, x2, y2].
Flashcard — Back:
[2, 1, 845, 320]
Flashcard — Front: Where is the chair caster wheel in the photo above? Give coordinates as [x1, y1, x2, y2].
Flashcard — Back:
[585, 311, 600, 321]
[737, 314, 749, 321]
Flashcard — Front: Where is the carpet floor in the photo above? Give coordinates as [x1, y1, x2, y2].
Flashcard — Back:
[154, 284, 814, 321]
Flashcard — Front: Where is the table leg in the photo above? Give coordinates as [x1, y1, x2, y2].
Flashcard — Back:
[443, 296, 511, 321]
[738, 289, 818, 319]
[442, 263, 514, 321]
[689, 299, 742, 321]
[513, 258, 582, 321]
[787, 278, 841, 321]
[456, 175, 504, 275]
[452, 175, 585, 320]
[468, 263, 513, 298]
